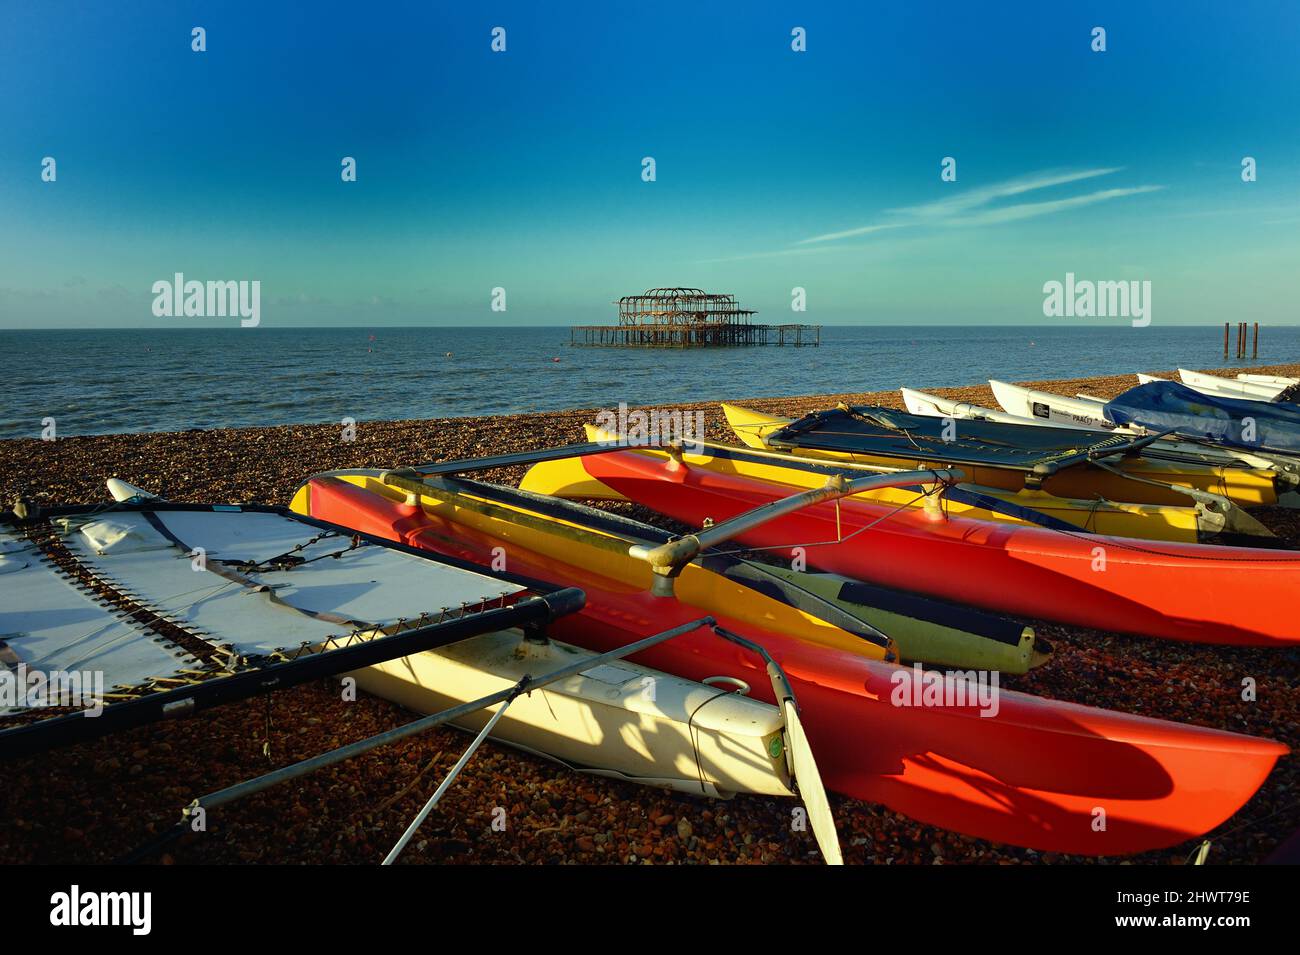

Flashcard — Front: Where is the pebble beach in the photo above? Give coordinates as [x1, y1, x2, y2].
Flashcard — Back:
[3, 365, 1298, 866]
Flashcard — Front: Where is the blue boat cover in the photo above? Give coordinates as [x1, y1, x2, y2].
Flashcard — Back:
[767, 406, 1136, 472]
[1104, 381, 1300, 455]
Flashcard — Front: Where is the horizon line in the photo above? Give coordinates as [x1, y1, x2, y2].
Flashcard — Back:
[5, 322, 1299, 331]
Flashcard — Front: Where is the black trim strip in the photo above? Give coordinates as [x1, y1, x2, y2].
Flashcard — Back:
[0, 587, 584, 760]
[836, 579, 1027, 647]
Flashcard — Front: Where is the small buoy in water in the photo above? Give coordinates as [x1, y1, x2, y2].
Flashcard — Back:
[445, 351, 453, 357]
[551, 357, 561, 363]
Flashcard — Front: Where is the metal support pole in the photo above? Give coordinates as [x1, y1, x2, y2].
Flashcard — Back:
[173, 616, 716, 820]
[382, 698, 514, 865]
[629, 467, 962, 594]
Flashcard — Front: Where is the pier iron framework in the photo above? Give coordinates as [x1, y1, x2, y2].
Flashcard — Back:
[571, 288, 819, 348]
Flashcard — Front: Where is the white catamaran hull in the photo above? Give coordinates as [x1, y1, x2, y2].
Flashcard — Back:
[1141, 370, 1284, 402]
[989, 379, 1113, 429]
[988, 379, 1300, 485]
[901, 387, 1096, 430]
[1239, 373, 1299, 387]
[916, 381, 1289, 476]
[1179, 368, 1286, 401]
[351, 630, 793, 798]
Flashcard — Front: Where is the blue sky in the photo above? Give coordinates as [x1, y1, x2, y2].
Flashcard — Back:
[1, 0, 1297, 328]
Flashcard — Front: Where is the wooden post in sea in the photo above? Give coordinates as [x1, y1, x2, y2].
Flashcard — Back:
[1253, 322, 1259, 359]
[1224, 323, 1229, 359]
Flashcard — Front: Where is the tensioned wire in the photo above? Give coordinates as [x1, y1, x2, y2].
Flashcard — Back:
[703, 486, 938, 558]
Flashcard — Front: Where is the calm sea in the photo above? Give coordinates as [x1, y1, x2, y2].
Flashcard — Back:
[1, 325, 1296, 439]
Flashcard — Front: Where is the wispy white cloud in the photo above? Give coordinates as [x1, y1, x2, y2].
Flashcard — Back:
[788, 223, 907, 245]
[699, 168, 1164, 264]
[883, 167, 1123, 222]
[944, 185, 1163, 226]
[797, 167, 1149, 245]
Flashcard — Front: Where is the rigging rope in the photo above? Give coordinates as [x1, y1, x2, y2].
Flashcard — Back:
[703, 486, 938, 558]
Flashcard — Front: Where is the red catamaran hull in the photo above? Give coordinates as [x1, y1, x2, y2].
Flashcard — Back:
[301, 474, 1286, 856]
[579, 449, 1300, 647]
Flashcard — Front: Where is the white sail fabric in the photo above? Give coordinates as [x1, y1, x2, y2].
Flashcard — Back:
[0, 528, 196, 711]
[60, 510, 524, 657]
[1, 509, 525, 712]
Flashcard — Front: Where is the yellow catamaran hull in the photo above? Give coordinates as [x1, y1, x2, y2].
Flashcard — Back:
[293, 471, 1045, 673]
[291, 472, 887, 661]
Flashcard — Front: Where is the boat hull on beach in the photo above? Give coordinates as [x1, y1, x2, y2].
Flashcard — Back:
[351, 629, 793, 797]
[723, 402, 1283, 507]
[992, 380, 1300, 470]
[291, 469, 1287, 855]
[1179, 368, 1288, 401]
[988, 380, 1122, 430]
[904, 385, 1281, 468]
[526, 423, 1274, 546]
[1239, 373, 1299, 388]
[571, 446, 1300, 647]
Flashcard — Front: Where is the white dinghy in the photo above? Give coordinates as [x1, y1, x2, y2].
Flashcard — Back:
[1239, 373, 1299, 387]
[901, 386, 1094, 430]
[1140, 370, 1286, 402]
[989, 379, 1115, 429]
[984, 380, 1298, 484]
[1178, 368, 1288, 401]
